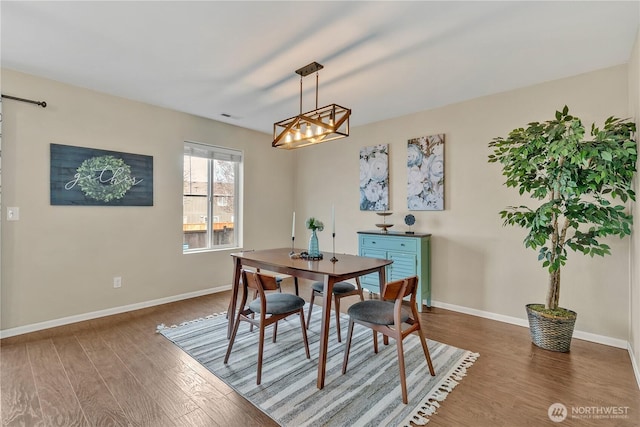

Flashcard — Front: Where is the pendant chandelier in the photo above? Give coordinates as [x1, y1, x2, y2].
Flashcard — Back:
[272, 62, 351, 149]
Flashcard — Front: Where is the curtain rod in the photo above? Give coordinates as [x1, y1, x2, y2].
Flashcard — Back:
[1, 94, 47, 108]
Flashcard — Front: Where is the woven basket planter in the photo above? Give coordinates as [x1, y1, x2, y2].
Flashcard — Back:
[526, 304, 577, 352]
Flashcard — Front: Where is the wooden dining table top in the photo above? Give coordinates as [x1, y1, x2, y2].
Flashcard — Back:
[230, 248, 392, 281]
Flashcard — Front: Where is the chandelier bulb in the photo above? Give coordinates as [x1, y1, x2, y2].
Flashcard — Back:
[305, 124, 313, 138]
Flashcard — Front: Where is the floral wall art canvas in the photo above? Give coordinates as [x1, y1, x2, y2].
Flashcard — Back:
[407, 134, 444, 210]
[359, 144, 389, 211]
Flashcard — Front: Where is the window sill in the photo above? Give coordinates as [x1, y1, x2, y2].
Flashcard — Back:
[183, 246, 240, 255]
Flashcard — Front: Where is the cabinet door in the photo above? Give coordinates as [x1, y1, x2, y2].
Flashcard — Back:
[359, 247, 386, 293]
[388, 251, 416, 282]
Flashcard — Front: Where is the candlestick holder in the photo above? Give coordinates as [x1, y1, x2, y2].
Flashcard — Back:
[290, 236, 295, 256]
[330, 232, 338, 263]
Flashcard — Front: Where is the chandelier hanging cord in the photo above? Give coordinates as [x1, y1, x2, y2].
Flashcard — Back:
[298, 67, 321, 114]
[315, 71, 319, 110]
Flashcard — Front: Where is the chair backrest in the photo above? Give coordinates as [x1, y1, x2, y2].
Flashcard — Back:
[242, 270, 280, 293]
[382, 276, 418, 301]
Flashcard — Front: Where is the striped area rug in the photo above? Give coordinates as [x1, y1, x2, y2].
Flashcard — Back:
[157, 304, 478, 427]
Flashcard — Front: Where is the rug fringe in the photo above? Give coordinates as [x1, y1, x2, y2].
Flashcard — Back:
[401, 351, 480, 427]
[155, 312, 226, 333]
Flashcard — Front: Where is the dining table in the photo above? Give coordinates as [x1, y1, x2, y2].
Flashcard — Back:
[228, 248, 392, 389]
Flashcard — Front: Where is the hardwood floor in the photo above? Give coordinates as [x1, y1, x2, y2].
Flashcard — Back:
[2, 279, 639, 426]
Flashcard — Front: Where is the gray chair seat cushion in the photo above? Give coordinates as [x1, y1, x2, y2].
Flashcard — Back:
[249, 293, 305, 315]
[311, 281, 356, 295]
[348, 300, 410, 325]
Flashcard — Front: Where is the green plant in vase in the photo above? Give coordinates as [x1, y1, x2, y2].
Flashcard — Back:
[488, 106, 637, 352]
[306, 217, 324, 259]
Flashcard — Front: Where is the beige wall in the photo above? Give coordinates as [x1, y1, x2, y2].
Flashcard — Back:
[1, 68, 294, 330]
[1, 64, 635, 344]
[629, 28, 640, 380]
[294, 64, 632, 340]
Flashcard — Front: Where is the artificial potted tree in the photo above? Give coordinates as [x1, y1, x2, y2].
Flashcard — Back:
[488, 106, 637, 352]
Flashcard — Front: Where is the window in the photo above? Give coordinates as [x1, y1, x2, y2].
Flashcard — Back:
[183, 142, 242, 252]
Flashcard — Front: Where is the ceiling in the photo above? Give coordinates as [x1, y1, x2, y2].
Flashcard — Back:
[2, 1, 639, 135]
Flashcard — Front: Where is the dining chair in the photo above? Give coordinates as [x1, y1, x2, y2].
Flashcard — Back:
[224, 269, 310, 385]
[306, 278, 364, 342]
[252, 273, 299, 297]
[247, 271, 299, 334]
[226, 269, 298, 324]
[341, 275, 435, 404]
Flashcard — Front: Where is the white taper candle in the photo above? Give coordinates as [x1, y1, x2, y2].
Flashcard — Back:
[332, 205, 335, 234]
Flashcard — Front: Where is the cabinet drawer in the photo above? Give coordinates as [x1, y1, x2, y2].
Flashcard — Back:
[360, 235, 417, 252]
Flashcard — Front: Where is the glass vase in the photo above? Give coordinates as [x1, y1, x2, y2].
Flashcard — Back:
[308, 229, 320, 258]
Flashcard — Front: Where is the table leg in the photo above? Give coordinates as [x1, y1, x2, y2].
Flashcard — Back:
[378, 267, 389, 346]
[316, 275, 335, 389]
[227, 257, 242, 339]
[377, 266, 387, 295]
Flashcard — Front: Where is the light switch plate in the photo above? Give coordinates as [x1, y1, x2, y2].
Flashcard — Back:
[7, 207, 19, 221]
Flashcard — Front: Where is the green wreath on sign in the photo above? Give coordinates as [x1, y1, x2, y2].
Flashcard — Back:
[76, 155, 133, 202]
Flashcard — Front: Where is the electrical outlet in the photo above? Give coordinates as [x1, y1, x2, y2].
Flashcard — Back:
[7, 207, 19, 221]
[113, 276, 122, 288]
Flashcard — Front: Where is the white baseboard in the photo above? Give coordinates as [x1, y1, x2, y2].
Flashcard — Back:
[429, 300, 629, 349]
[0, 285, 230, 339]
[0, 290, 631, 352]
[629, 342, 640, 390]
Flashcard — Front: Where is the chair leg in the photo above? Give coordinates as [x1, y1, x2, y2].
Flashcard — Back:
[257, 318, 266, 385]
[298, 308, 311, 359]
[272, 321, 278, 343]
[417, 328, 436, 376]
[224, 312, 243, 364]
[334, 295, 342, 342]
[396, 337, 408, 404]
[249, 289, 258, 333]
[342, 319, 355, 374]
[372, 330, 378, 354]
[306, 290, 316, 329]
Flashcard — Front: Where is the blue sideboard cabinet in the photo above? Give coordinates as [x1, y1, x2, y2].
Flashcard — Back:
[357, 231, 431, 311]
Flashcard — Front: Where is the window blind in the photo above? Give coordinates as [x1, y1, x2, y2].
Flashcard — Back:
[184, 141, 242, 162]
